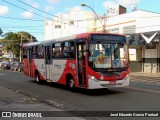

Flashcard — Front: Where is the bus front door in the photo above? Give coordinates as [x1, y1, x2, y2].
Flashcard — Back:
[44, 46, 52, 80]
[76, 43, 86, 87]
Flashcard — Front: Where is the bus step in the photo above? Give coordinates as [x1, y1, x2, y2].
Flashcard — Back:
[78, 85, 87, 88]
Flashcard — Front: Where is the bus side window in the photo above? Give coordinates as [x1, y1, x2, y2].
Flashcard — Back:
[31, 46, 39, 59]
[69, 41, 75, 58]
[53, 43, 62, 58]
[38, 45, 44, 58]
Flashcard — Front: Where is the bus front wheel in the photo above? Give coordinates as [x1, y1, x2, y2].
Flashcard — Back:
[69, 78, 74, 88]
[67, 75, 75, 90]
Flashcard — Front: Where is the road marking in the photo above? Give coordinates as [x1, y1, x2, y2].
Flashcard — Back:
[0, 73, 6, 76]
[126, 86, 160, 94]
[131, 79, 160, 84]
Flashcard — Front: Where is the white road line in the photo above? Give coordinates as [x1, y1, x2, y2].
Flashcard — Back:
[0, 73, 6, 75]
[131, 79, 160, 84]
[126, 86, 160, 94]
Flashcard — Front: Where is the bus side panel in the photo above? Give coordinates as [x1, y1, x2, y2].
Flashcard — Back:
[23, 58, 29, 76]
[30, 59, 35, 78]
[32, 59, 46, 80]
[56, 60, 77, 86]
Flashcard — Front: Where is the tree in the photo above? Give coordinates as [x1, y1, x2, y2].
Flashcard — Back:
[2, 31, 37, 60]
[17, 31, 37, 42]
[3, 32, 21, 60]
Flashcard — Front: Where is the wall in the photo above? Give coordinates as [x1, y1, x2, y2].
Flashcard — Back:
[142, 45, 159, 73]
[129, 46, 143, 72]
[44, 11, 95, 40]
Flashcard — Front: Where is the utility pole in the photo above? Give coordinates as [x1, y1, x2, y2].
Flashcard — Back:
[20, 33, 23, 62]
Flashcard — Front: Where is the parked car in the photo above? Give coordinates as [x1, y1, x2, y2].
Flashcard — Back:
[17, 63, 23, 72]
[10, 62, 23, 72]
[0, 62, 11, 70]
[0, 62, 4, 68]
[10, 62, 20, 71]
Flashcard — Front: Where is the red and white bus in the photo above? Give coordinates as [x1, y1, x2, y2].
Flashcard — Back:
[22, 32, 130, 89]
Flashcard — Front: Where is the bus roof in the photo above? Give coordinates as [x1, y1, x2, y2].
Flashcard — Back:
[23, 32, 125, 47]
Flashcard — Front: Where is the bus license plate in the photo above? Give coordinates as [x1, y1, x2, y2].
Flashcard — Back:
[109, 81, 116, 85]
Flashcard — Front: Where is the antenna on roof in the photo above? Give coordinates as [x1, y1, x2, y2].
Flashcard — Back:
[131, 4, 137, 11]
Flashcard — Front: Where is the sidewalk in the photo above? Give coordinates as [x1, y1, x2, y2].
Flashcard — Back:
[0, 85, 86, 119]
[130, 72, 160, 83]
[130, 72, 160, 77]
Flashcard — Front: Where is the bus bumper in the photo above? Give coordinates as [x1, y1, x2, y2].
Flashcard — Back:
[88, 75, 130, 89]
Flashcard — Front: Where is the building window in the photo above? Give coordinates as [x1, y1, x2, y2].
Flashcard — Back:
[123, 25, 136, 34]
[45, 22, 48, 25]
[70, 21, 74, 25]
[129, 48, 137, 61]
[55, 25, 61, 29]
[107, 28, 119, 33]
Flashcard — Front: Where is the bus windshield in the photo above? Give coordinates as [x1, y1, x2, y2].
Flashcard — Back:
[89, 43, 129, 69]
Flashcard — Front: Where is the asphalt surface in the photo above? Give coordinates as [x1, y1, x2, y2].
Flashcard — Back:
[0, 70, 160, 120]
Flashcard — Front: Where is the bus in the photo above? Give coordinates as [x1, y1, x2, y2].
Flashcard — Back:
[22, 32, 130, 89]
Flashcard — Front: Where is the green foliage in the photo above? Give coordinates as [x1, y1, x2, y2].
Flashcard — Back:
[2, 31, 37, 60]
[3, 32, 21, 60]
[2, 56, 7, 61]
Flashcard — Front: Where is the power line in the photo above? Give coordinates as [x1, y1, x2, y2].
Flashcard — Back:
[17, 0, 99, 22]
[1, 25, 43, 28]
[1, 0, 57, 21]
[0, 15, 44, 21]
[1, 0, 96, 28]
[17, 0, 60, 18]
[2, 27, 44, 31]
[0, 14, 96, 23]
[0, 16, 96, 29]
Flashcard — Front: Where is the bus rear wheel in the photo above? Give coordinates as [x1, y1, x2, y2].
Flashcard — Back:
[36, 73, 41, 84]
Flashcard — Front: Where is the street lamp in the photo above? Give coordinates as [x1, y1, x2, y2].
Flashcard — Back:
[81, 3, 106, 32]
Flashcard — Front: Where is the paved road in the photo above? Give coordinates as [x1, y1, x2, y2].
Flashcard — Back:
[0, 70, 160, 119]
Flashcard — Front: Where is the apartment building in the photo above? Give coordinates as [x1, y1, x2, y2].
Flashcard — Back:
[44, 10, 96, 40]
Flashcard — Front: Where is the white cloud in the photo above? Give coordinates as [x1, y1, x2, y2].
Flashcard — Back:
[32, 2, 39, 8]
[118, 0, 140, 7]
[21, 10, 34, 18]
[0, 5, 9, 15]
[46, 0, 59, 4]
[45, 6, 53, 11]
[68, 6, 83, 12]
[27, 0, 40, 8]
[103, 0, 140, 10]
[103, 1, 117, 8]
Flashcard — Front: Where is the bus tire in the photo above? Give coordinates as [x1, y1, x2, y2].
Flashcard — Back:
[66, 75, 75, 90]
[36, 73, 41, 84]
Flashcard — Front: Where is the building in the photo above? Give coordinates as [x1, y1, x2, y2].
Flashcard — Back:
[44, 10, 96, 40]
[103, 9, 160, 73]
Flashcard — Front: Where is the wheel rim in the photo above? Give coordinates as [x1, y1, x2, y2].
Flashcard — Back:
[69, 79, 74, 88]
[36, 74, 39, 83]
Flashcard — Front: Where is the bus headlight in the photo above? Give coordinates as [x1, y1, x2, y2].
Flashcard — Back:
[124, 74, 129, 81]
[88, 75, 100, 82]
